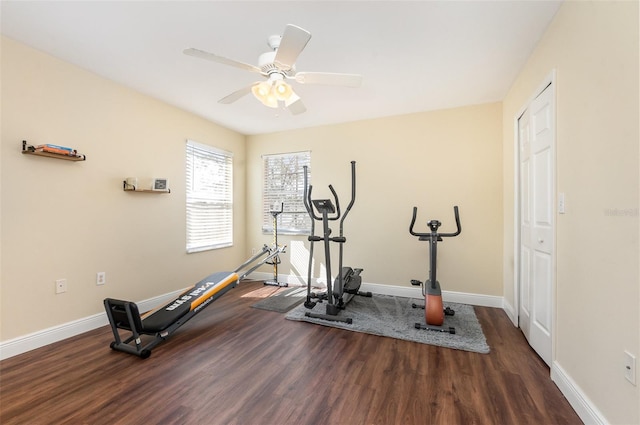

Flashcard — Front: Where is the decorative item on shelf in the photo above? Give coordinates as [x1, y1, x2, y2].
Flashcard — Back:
[124, 177, 137, 191]
[123, 177, 170, 193]
[21, 140, 86, 161]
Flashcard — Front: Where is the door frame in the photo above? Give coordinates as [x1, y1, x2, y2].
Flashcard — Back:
[513, 70, 557, 361]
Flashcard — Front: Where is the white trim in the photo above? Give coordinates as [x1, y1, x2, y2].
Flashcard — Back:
[513, 69, 557, 366]
[551, 362, 607, 425]
[502, 298, 518, 326]
[361, 282, 504, 308]
[245, 271, 308, 287]
[513, 69, 557, 326]
[0, 313, 108, 360]
[0, 288, 184, 361]
[249, 272, 504, 307]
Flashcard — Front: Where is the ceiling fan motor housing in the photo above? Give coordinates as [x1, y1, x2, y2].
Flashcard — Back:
[258, 50, 295, 76]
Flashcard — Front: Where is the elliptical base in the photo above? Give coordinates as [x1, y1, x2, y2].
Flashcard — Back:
[305, 311, 353, 324]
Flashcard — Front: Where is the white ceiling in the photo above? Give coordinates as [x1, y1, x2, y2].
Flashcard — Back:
[1, 1, 562, 135]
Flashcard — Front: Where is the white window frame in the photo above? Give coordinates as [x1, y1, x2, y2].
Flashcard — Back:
[186, 140, 233, 253]
[262, 151, 311, 235]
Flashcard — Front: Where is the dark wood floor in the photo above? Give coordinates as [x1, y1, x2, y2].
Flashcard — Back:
[0, 281, 581, 425]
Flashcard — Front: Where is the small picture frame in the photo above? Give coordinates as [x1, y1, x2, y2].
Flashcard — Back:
[152, 178, 169, 191]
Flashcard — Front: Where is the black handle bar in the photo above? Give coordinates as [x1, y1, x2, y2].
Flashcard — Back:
[409, 206, 461, 238]
[339, 161, 357, 229]
[303, 166, 311, 215]
[304, 163, 356, 222]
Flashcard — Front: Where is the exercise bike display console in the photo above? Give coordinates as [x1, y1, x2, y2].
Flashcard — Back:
[409, 205, 461, 334]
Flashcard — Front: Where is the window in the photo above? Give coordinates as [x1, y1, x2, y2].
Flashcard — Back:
[262, 151, 311, 235]
[186, 140, 233, 253]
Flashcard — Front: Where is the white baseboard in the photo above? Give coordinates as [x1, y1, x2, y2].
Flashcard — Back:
[360, 281, 504, 308]
[551, 362, 607, 424]
[247, 271, 307, 287]
[0, 288, 184, 361]
[0, 313, 108, 361]
[502, 299, 518, 326]
[249, 272, 504, 308]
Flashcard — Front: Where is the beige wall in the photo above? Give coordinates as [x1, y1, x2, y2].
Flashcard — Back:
[0, 37, 247, 341]
[246, 103, 503, 297]
[502, 1, 639, 423]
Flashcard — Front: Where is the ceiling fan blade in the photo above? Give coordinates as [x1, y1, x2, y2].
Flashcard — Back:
[184, 48, 263, 74]
[294, 72, 362, 87]
[274, 24, 311, 70]
[218, 84, 254, 104]
[285, 93, 306, 115]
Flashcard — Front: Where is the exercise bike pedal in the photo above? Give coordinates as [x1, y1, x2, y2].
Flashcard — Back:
[304, 301, 317, 309]
[410, 279, 423, 286]
[444, 307, 455, 316]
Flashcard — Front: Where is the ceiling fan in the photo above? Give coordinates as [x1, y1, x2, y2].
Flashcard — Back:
[183, 24, 362, 115]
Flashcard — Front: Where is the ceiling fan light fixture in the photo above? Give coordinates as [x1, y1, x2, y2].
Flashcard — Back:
[263, 90, 279, 108]
[251, 81, 278, 107]
[252, 81, 271, 98]
[273, 79, 293, 101]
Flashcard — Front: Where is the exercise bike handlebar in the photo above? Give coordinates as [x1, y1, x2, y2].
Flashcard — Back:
[409, 206, 462, 238]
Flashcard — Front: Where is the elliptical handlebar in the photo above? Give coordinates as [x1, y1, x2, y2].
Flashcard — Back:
[327, 184, 341, 220]
[409, 206, 461, 238]
[303, 166, 311, 216]
[339, 161, 357, 231]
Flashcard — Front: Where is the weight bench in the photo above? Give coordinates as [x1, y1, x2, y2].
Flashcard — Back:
[104, 244, 286, 359]
[104, 271, 238, 358]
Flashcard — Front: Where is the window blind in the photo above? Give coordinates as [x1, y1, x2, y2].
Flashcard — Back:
[186, 140, 233, 253]
[262, 151, 311, 235]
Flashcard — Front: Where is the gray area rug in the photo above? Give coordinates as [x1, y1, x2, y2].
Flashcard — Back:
[285, 294, 490, 354]
[251, 287, 307, 313]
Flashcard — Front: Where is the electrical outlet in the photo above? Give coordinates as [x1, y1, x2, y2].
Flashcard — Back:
[55, 279, 67, 294]
[624, 351, 636, 385]
[96, 272, 106, 286]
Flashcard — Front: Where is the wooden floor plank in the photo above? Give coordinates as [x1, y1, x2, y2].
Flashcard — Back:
[0, 281, 581, 424]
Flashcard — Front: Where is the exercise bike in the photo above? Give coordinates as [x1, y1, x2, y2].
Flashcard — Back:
[409, 205, 461, 334]
[303, 161, 371, 324]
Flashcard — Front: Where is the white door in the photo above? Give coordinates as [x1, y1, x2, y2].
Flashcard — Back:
[518, 83, 555, 366]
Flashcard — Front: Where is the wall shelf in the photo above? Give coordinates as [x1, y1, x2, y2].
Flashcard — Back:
[123, 181, 170, 193]
[22, 140, 86, 161]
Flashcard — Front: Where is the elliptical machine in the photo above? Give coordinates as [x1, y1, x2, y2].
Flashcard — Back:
[409, 205, 461, 333]
[303, 161, 371, 324]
